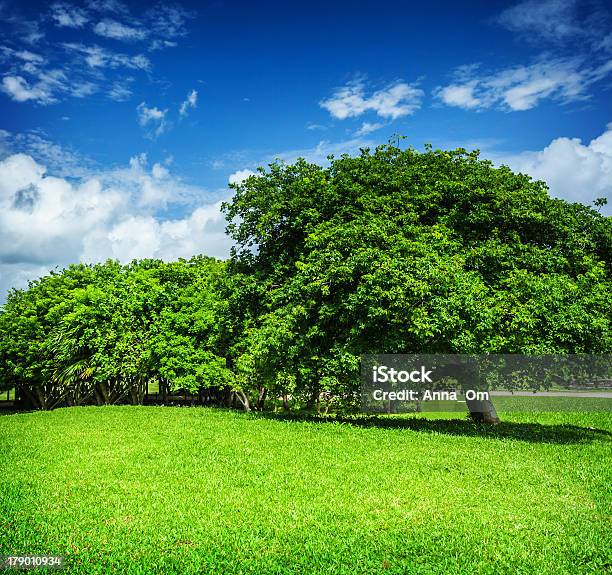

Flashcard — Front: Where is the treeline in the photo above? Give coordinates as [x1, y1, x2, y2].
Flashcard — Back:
[0, 257, 233, 409]
[1, 143, 611, 414]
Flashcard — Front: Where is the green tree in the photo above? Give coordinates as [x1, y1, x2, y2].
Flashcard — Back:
[148, 256, 234, 400]
[223, 143, 612, 422]
[0, 263, 98, 408]
[0, 257, 233, 409]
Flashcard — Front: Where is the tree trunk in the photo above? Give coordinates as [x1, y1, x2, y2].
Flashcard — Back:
[235, 390, 251, 411]
[306, 389, 319, 410]
[466, 397, 500, 424]
[324, 395, 334, 415]
[34, 385, 46, 410]
[98, 381, 110, 404]
[282, 394, 290, 411]
[20, 385, 40, 410]
[257, 387, 267, 411]
[223, 386, 232, 407]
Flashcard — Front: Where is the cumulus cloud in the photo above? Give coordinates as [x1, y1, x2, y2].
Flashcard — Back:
[228, 169, 256, 185]
[0, 150, 232, 300]
[320, 79, 423, 120]
[179, 88, 197, 117]
[0, 153, 124, 266]
[136, 102, 167, 137]
[434, 58, 608, 112]
[434, 81, 481, 109]
[86, 203, 227, 262]
[493, 123, 612, 210]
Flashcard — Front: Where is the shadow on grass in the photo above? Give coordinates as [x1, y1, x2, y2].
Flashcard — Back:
[255, 412, 612, 444]
[2, 404, 610, 444]
[0, 408, 27, 416]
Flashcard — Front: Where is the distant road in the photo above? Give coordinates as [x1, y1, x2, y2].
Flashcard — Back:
[489, 391, 612, 398]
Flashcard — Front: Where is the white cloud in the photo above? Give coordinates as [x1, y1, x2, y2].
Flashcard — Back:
[136, 102, 167, 137]
[108, 80, 132, 100]
[179, 88, 197, 117]
[435, 81, 481, 109]
[0, 131, 94, 178]
[86, 0, 130, 14]
[151, 162, 169, 179]
[63, 43, 151, 71]
[93, 18, 148, 41]
[228, 169, 256, 185]
[150, 39, 177, 50]
[13, 50, 45, 65]
[497, 0, 581, 41]
[354, 121, 385, 136]
[137, 104, 165, 123]
[1, 62, 105, 105]
[492, 123, 612, 210]
[71, 81, 97, 98]
[0, 150, 232, 300]
[0, 75, 54, 104]
[271, 137, 377, 166]
[147, 5, 193, 39]
[0, 154, 125, 265]
[0, 1, 190, 107]
[0, 43, 149, 105]
[22, 20, 45, 45]
[320, 79, 423, 120]
[87, 203, 228, 262]
[50, 2, 89, 28]
[434, 58, 608, 111]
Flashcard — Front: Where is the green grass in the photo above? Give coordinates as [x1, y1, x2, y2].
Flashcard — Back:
[372, 396, 612, 413]
[1, 407, 611, 574]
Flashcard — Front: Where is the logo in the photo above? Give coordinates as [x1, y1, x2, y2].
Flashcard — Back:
[372, 365, 433, 384]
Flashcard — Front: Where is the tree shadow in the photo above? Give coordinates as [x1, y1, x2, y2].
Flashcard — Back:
[0, 408, 35, 416]
[255, 412, 612, 444]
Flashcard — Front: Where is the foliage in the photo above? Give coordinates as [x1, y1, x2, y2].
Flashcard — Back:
[0, 142, 610, 411]
[222, 144, 612, 406]
[0, 258, 230, 408]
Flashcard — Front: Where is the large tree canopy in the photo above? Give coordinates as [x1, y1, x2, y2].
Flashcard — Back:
[1, 143, 610, 419]
[222, 144, 611, 416]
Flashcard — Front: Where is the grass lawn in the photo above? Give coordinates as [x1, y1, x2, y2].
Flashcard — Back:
[0, 406, 611, 574]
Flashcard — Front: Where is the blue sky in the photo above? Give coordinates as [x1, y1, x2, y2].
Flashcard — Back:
[0, 0, 611, 299]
